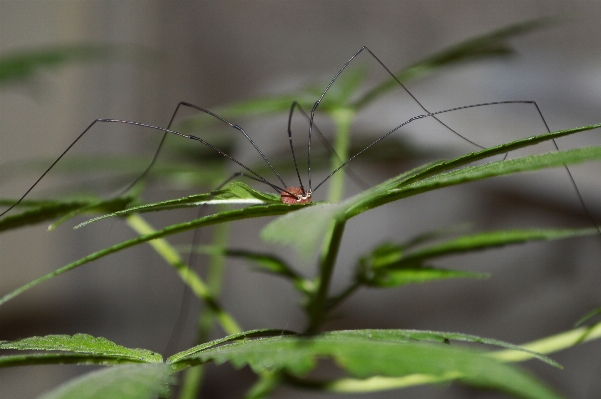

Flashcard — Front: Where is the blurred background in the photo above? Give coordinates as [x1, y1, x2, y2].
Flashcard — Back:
[2, 1, 601, 398]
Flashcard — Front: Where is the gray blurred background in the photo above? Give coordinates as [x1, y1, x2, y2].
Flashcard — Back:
[1, 1, 601, 398]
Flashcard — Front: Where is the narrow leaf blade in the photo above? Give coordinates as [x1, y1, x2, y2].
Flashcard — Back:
[366, 267, 489, 287]
[0, 334, 162, 363]
[74, 182, 279, 229]
[397, 228, 598, 267]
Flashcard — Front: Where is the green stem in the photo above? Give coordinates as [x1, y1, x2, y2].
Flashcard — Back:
[305, 219, 346, 333]
[125, 214, 241, 336]
[303, 108, 355, 333]
[178, 367, 204, 399]
[244, 371, 281, 399]
[488, 320, 601, 362]
[180, 215, 230, 399]
[326, 108, 355, 203]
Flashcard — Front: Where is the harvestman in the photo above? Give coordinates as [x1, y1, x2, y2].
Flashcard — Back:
[0, 46, 596, 231]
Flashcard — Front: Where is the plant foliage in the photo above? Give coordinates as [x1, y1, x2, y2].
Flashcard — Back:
[1, 17, 600, 399]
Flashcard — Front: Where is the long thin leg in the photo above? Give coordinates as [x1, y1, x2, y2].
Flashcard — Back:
[306, 46, 487, 192]
[288, 101, 369, 192]
[171, 102, 288, 189]
[146, 101, 301, 197]
[0, 118, 287, 218]
[286, 101, 307, 195]
[308, 47, 598, 234]
[116, 101, 187, 195]
[312, 100, 582, 193]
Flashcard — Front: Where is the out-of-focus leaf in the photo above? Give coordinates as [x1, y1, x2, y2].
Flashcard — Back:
[402, 224, 473, 249]
[261, 203, 342, 257]
[0, 44, 152, 86]
[184, 245, 307, 290]
[0, 334, 162, 363]
[311, 68, 369, 112]
[363, 267, 489, 288]
[393, 228, 598, 268]
[38, 364, 170, 399]
[0, 196, 134, 233]
[575, 306, 601, 327]
[356, 240, 489, 288]
[217, 95, 314, 119]
[359, 242, 405, 269]
[1, 156, 227, 191]
[354, 17, 561, 109]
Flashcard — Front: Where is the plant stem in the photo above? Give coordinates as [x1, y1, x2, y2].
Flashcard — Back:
[305, 218, 346, 333]
[125, 214, 241, 335]
[180, 214, 230, 399]
[243, 371, 281, 399]
[304, 108, 355, 332]
[488, 320, 601, 362]
[326, 108, 355, 203]
[194, 213, 232, 341]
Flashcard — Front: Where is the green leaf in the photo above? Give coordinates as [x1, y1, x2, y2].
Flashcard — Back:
[346, 143, 601, 218]
[0, 196, 134, 233]
[364, 267, 489, 288]
[0, 334, 162, 363]
[0, 44, 151, 86]
[184, 245, 309, 291]
[575, 306, 601, 327]
[359, 242, 405, 269]
[356, 239, 489, 288]
[172, 331, 562, 399]
[311, 67, 369, 112]
[313, 322, 601, 393]
[0, 353, 147, 368]
[168, 328, 297, 364]
[171, 328, 560, 370]
[0, 201, 86, 232]
[73, 182, 280, 229]
[401, 123, 601, 187]
[217, 94, 314, 119]
[342, 124, 601, 218]
[261, 203, 342, 257]
[262, 124, 601, 253]
[401, 224, 473, 249]
[0, 203, 299, 307]
[395, 228, 598, 268]
[49, 195, 138, 230]
[354, 17, 561, 109]
[37, 364, 170, 399]
[325, 330, 560, 368]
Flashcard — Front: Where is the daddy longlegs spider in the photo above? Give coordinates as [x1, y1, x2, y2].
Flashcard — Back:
[1, 46, 597, 238]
